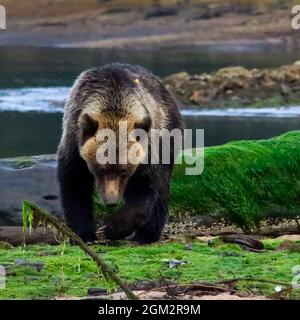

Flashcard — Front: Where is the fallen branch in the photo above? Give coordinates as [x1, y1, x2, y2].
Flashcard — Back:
[213, 277, 291, 287]
[22, 200, 138, 300]
[220, 234, 264, 252]
[136, 277, 293, 299]
[0, 226, 59, 246]
[136, 282, 235, 298]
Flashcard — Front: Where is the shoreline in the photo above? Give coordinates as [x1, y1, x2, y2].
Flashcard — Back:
[0, 2, 297, 50]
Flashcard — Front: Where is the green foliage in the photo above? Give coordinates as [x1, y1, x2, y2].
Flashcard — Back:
[170, 131, 300, 230]
[22, 201, 34, 234]
[0, 240, 299, 299]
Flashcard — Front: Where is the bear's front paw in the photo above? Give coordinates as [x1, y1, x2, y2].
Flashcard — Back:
[97, 219, 135, 241]
[96, 225, 108, 240]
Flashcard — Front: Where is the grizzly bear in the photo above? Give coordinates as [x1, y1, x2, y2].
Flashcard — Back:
[57, 63, 183, 243]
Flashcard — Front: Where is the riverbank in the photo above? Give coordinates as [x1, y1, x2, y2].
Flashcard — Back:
[0, 1, 298, 49]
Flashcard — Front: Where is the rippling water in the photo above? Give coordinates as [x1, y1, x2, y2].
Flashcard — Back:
[1, 87, 300, 118]
[0, 87, 68, 112]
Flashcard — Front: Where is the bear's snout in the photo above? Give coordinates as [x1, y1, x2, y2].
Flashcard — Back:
[103, 191, 120, 207]
[97, 177, 123, 207]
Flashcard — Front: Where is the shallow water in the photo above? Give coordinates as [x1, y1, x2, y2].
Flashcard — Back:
[1, 111, 300, 158]
[0, 46, 300, 157]
[1, 46, 300, 88]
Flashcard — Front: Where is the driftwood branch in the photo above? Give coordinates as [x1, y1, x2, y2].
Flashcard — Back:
[0, 226, 59, 245]
[213, 277, 291, 287]
[22, 200, 138, 300]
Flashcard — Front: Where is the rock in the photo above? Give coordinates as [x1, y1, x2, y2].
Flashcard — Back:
[275, 240, 300, 252]
[0, 154, 61, 225]
[0, 241, 13, 250]
[163, 62, 300, 108]
[184, 243, 192, 250]
[215, 66, 252, 80]
[280, 84, 291, 96]
[191, 74, 211, 82]
[15, 259, 44, 271]
[284, 65, 300, 83]
[87, 288, 108, 296]
[275, 234, 300, 241]
[144, 7, 179, 19]
[196, 236, 218, 243]
[189, 89, 207, 104]
[164, 72, 189, 88]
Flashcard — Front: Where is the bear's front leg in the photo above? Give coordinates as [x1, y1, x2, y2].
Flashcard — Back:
[97, 204, 148, 240]
[97, 178, 156, 240]
[96, 173, 169, 243]
[58, 152, 97, 242]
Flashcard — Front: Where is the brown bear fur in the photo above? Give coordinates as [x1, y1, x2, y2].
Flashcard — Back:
[57, 63, 183, 243]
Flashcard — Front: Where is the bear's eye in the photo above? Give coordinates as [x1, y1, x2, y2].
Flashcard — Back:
[134, 117, 151, 132]
[79, 113, 98, 138]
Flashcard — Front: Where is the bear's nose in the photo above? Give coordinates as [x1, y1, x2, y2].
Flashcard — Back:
[103, 191, 120, 207]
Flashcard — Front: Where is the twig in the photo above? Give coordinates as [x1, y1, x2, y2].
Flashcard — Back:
[23, 200, 138, 300]
[213, 277, 291, 287]
[136, 282, 233, 297]
[136, 277, 293, 298]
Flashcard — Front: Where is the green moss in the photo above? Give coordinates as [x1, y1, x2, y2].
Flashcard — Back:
[170, 131, 300, 230]
[0, 240, 299, 299]
[249, 95, 287, 108]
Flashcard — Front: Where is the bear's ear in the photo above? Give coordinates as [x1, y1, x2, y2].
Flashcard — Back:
[79, 113, 99, 139]
[134, 116, 152, 132]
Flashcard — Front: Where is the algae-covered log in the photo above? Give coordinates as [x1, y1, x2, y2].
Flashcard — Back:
[170, 131, 300, 230]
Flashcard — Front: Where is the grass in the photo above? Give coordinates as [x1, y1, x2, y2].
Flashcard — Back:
[0, 240, 300, 299]
[170, 131, 300, 230]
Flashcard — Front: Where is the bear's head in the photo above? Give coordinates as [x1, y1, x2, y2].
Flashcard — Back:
[78, 103, 152, 206]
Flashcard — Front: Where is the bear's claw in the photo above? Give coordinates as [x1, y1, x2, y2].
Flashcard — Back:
[96, 225, 107, 240]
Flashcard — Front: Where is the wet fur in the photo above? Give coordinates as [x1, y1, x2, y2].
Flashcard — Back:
[57, 63, 183, 243]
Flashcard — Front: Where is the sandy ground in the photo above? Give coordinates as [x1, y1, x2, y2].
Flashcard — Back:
[0, 1, 298, 49]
